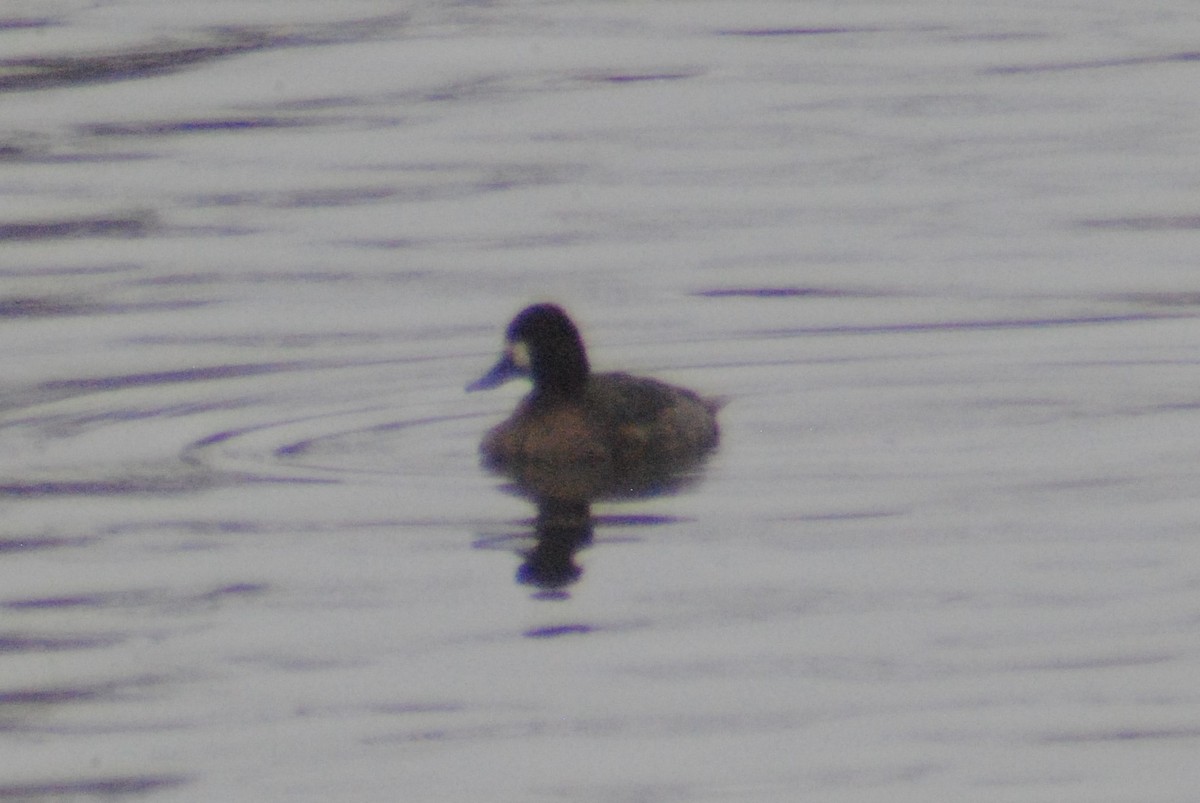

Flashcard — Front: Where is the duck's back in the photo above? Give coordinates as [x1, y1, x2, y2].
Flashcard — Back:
[583, 372, 720, 460]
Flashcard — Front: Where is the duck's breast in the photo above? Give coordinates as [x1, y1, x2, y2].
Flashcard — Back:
[481, 401, 609, 467]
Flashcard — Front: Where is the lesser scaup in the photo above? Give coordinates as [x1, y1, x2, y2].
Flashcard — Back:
[467, 303, 720, 497]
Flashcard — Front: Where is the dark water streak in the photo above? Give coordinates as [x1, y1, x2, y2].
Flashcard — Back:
[0, 776, 189, 800]
[0, 13, 411, 92]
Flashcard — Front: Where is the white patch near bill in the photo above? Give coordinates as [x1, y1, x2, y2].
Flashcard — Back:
[509, 340, 531, 371]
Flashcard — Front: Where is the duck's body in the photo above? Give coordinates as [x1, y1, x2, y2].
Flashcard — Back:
[467, 304, 720, 497]
[480, 370, 720, 469]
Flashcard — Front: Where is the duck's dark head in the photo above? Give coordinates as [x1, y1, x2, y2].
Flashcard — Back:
[467, 304, 590, 398]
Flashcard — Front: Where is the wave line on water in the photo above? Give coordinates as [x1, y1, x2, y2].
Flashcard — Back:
[751, 311, 1191, 338]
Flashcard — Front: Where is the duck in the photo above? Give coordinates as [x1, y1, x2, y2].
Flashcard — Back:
[466, 303, 721, 498]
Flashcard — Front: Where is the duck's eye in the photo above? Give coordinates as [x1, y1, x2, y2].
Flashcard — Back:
[509, 340, 531, 370]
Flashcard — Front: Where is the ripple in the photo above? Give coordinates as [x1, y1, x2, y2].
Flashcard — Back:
[0, 535, 89, 553]
[0, 13, 410, 92]
[0, 776, 189, 799]
[82, 117, 320, 138]
[0, 633, 124, 653]
[0, 38, 270, 91]
[39, 360, 326, 396]
[718, 26, 888, 37]
[0, 474, 219, 498]
[1078, 215, 1200, 231]
[694, 286, 876, 299]
[0, 18, 54, 33]
[0, 213, 156, 241]
[984, 50, 1200, 74]
[0, 294, 202, 318]
[752, 311, 1183, 338]
[0, 582, 268, 612]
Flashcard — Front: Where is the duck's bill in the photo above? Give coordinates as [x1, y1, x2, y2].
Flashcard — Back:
[466, 353, 523, 391]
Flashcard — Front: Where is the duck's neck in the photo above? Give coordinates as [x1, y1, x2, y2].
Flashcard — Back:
[531, 339, 589, 401]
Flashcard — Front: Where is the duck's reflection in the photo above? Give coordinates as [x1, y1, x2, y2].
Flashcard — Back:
[517, 497, 592, 591]
[500, 453, 713, 595]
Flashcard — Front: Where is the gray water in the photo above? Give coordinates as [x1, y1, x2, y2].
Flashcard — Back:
[2, 1, 1200, 800]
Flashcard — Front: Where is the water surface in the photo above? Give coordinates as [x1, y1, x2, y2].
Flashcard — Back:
[2, 1, 1200, 800]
